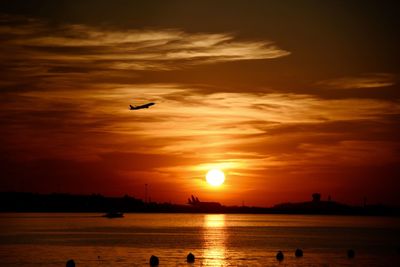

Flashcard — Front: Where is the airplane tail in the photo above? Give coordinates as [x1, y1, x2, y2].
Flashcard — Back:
[129, 105, 134, 109]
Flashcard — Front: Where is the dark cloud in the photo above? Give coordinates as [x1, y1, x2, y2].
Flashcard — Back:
[0, 15, 289, 96]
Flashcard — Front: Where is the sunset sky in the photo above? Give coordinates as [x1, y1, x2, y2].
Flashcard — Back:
[1, 0, 399, 206]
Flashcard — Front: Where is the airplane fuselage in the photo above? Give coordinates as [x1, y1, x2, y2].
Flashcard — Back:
[129, 102, 155, 110]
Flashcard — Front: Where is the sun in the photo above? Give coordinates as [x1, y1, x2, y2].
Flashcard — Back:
[206, 169, 225, 186]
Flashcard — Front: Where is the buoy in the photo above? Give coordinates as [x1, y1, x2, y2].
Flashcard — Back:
[187, 252, 195, 263]
[149, 255, 159, 266]
[295, 248, 303, 257]
[66, 259, 75, 267]
[276, 251, 284, 261]
[347, 249, 355, 259]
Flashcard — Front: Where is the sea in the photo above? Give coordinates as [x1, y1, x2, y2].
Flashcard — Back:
[0, 213, 399, 266]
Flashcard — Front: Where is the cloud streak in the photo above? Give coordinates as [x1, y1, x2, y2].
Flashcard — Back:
[0, 15, 290, 79]
[317, 73, 397, 89]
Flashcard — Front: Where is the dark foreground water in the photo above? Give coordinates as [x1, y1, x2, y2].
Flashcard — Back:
[0, 213, 399, 266]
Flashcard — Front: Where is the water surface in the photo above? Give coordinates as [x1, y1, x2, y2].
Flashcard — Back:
[0, 213, 399, 266]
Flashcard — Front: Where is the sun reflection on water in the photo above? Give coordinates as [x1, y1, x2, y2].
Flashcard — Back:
[203, 214, 226, 266]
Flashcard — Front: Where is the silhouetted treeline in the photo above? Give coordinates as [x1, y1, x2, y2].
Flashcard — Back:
[0, 192, 145, 212]
[0, 192, 221, 213]
[0, 192, 399, 216]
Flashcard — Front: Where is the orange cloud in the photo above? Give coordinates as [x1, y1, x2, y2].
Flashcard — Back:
[1, 16, 290, 74]
[317, 73, 396, 89]
[4, 84, 398, 188]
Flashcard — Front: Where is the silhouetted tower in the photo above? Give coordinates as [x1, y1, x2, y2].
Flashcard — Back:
[312, 193, 321, 202]
[145, 184, 148, 203]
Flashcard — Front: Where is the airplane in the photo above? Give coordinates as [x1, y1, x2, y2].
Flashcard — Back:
[129, 102, 155, 110]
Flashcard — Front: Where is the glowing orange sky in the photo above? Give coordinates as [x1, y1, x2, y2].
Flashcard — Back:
[0, 1, 399, 206]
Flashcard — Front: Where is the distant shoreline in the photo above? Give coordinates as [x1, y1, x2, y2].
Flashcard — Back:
[1, 212, 399, 218]
[1, 192, 399, 216]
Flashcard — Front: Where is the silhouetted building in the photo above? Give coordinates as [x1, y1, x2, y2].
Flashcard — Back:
[312, 193, 321, 202]
[188, 195, 222, 210]
[188, 195, 200, 205]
